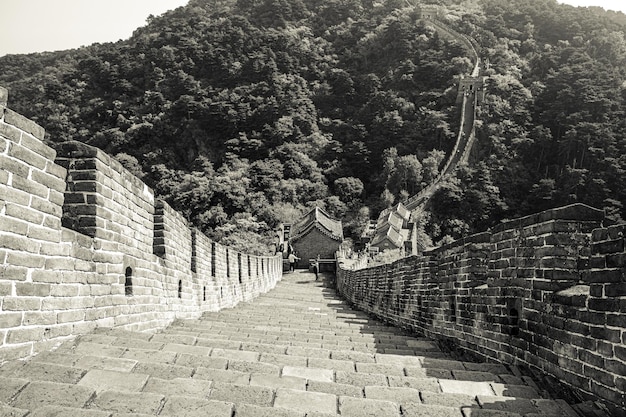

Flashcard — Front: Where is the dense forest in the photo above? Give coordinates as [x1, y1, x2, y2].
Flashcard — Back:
[1, 0, 625, 253]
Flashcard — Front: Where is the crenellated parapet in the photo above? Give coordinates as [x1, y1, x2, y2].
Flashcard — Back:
[456, 75, 486, 104]
[405, 4, 486, 213]
[337, 203, 625, 414]
[416, 4, 441, 20]
[0, 86, 282, 361]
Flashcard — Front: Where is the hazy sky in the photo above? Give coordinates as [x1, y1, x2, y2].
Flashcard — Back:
[0, 0, 625, 57]
[558, 0, 626, 11]
[0, 0, 189, 56]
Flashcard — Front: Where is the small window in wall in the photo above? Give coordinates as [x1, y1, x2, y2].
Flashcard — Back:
[248, 256, 251, 277]
[506, 299, 522, 337]
[191, 230, 197, 273]
[238, 253, 242, 284]
[125, 267, 133, 296]
[226, 249, 230, 278]
[509, 308, 520, 336]
[203, 286, 206, 302]
[178, 280, 183, 299]
[211, 242, 216, 277]
[449, 297, 457, 323]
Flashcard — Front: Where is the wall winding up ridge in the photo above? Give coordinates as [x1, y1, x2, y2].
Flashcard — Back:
[0, 86, 282, 362]
[405, 8, 485, 211]
[337, 203, 625, 414]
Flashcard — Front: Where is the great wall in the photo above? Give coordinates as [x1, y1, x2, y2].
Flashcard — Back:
[337, 204, 626, 414]
[0, 4, 625, 417]
[0, 85, 283, 362]
[405, 5, 485, 211]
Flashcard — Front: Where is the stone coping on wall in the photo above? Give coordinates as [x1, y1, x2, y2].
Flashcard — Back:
[336, 203, 624, 413]
[492, 203, 605, 233]
[0, 86, 283, 362]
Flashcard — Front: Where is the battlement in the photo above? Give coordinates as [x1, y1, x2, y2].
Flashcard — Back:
[456, 76, 486, 104]
[416, 4, 441, 19]
[0, 87, 282, 361]
[337, 203, 625, 414]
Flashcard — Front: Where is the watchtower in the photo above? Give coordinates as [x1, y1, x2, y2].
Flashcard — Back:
[456, 76, 485, 104]
[416, 4, 441, 19]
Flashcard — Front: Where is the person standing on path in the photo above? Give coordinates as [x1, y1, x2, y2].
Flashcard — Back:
[313, 255, 320, 280]
[288, 252, 300, 272]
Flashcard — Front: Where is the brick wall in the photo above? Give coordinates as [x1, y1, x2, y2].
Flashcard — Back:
[0, 87, 282, 361]
[337, 204, 625, 414]
[292, 228, 341, 269]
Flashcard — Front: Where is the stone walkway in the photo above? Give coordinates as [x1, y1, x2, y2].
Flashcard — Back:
[0, 272, 602, 416]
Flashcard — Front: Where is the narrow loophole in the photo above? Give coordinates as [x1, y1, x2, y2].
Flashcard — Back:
[125, 267, 133, 296]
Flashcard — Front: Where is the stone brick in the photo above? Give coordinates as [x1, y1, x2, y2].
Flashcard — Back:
[0, 214, 30, 236]
[339, 396, 401, 417]
[193, 367, 251, 385]
[307, 380, 363, 397]
[282, 365, 333, 382]
[589, 298, 621, 313]
[364, 386, 421, 403]
[208, 383, 274, 407]
[605, 282, 626, 297]
[4, 109, 45, 140]
[6, 326, 46, 344]
[356, 362, 406, 376]
[143, 377, 212, 397]
[159, 396, 234, 417]
[15, 282, 51, 297]
[583, 364, 617, 387]
[12, 175, 48, 199]
[0, 121, 22, 143]
[132, 362, 193, 380]
[274, 388, 338, 414]
[420, 391, 478, 408]
[12, 381, 94, 409]
[8, 141, 47, 171]
[227, 360, 279, 376]
[27, 224, 62, 243]
[477, 396, 537, 414]
[162, 343, 211, 356]
[74, 356, 138, 373]
[335, 370, 388, 387]
[57, 310, 85, 323]
[210, 347, 259, 362]
[88, 390, 164, 415]
[28, 406, 110, 417]
[0, 155, 30, 178]
[1, 235, 37, 253]
[0, 265, 28, 281]
[2, 297, 42, 311]
[0, 312, 23, 329]
[9, 251, 47, 270]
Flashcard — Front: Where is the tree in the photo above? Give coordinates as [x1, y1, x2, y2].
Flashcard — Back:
[334, 177, 364, 207]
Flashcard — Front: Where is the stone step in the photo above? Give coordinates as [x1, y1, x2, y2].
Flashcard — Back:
[0, 272, 603, 416]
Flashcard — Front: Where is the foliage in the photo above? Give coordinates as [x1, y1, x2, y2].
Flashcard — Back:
[1, 0, 625, 250]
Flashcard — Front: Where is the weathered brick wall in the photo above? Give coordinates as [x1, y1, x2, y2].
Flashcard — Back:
[292, 228, 341, 268]
[578, 224, 626, 409]
[0, 87, 282, 361]
[337, 204, 624, 413]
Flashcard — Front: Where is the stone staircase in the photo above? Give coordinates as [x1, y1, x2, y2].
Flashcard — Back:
[0, 272, 605, 417]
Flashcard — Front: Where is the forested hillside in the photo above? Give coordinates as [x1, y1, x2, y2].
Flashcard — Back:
[1, 0, 625, 252]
